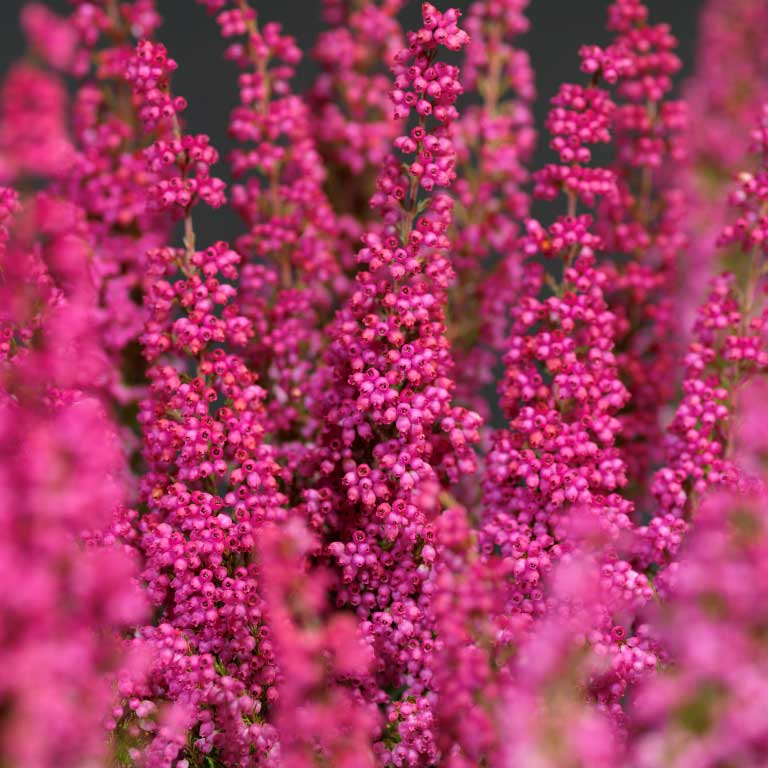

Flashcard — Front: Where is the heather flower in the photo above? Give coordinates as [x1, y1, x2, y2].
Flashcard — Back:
[498, 550, 635, 768]
[0, 188, 146, 768]
[258, 520, 379, 768]
[449, 0, 536, 429]
[199, 0, 349, 479]
[484, 22, 635, 609]
[596, 0, 689, 492]
[648, 103, 768, 546]
[2, 1, 768, 766]
[630, 481, 768, 767]
[116, 37, 288, 766]
[677, 0, 768, 329]
[0, 64, 74, 181]
[311, 0, 404, 181]
[480, 1, 665, 733]
[20, 3, 78, 71]
[431, 505, 523, 765]
[4, 1, 174, 405]
[314, 5, 480, 762]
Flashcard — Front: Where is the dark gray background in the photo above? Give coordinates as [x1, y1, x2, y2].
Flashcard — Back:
[0, 0, 705, 242]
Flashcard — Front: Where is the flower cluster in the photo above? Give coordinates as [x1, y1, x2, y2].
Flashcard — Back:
[640, 103, 768, 574]
[677, 0, 768, 329]
[126, 39, 226, 213]
[449, 0, 536, 427]
[3, 1, 768, 767]
[485, 30, 632, 598]
[631, 477, 768, 767]
[311, 0, 405, 180]
[114, 35, 291, 767]
[595, 0, 689, 492]
[0, 189, 145, 768]
[312, 6, 483, 762]
[198, 0, 347, 478]
[476, 22, 670, 737]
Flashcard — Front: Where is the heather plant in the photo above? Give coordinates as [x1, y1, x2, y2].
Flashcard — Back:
[2, 1, 768, 767]
[677, 0, 768, 329]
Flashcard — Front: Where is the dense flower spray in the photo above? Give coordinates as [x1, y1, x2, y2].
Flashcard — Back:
[628, 376, 768, 767]
[257, 520, 379, 767]
[4, 1, 174, 401]
[427, 4, 676, 764]
[312, 0, 405, 190]
[641, 102, 768, 576]
[57, 0, 170, 373]
[630, 489, 768, 767]
[197, 0, 346, 480]
[313, 6, 482, 764]
[0, 188, 146, 768]
[484, 0, 650, 631]
[3, 1, 768, 767]
[470, 3, 691, 758]
[449, 0, 536, 427]
[596, 0, 688, 491]
[0, 62, 73, 180]
[309, 0, 407, 282]
[117, 36, 288, 766]
[678, 0, 768, 327]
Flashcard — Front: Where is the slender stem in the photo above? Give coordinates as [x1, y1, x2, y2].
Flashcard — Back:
[481, 27, 503, 117]
[105, 0, 121, 28]
[169, 111, 197, 260]
[637, 100, 658, 226]
[183, 213, 196, 256]
[236, 0, 292, 288]
[739, 201, 768, 334]
[566, 189, 576, 219]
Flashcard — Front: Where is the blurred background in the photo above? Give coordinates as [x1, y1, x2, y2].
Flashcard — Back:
[0, 0, 706, 243]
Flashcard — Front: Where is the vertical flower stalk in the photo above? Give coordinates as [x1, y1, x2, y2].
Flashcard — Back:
[596, 0, 688, 493]
[431, 504, 521, 767]
[0, 187, 146, 768]
[483, 1, 660, 722]
[311, 0, 405, 221]
[258, 520, 379, 768]
[58, 1, 171, 381]
[316, 5, 480, 764]
[199, 0, 347, 482]
[118, 39, 287, 766]
[449, 0, 536, 427]
[484, 32, 631, 611]
[677, 0, 768, 329]
[4, 2, 173, 405]
[630, 405, 768, 767]
[643, 104, 768, 571]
